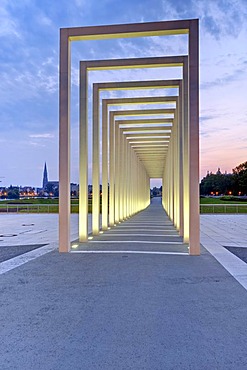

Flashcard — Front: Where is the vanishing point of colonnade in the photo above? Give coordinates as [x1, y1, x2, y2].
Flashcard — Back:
[59, 19, 200, 255]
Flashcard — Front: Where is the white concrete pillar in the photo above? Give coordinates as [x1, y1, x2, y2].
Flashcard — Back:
[189, 19, 200, 255]
[79, 63, 88, 242]
[92, 84, 100, 235]
[59, 30, 71, 252]
[109, 112, 115, 226]
[102, 100, 108, 230]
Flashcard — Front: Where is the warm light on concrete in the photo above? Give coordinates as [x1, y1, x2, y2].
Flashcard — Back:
[59, 19, 199, 255]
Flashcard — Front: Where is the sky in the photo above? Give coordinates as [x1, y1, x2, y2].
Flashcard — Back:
[0, 0, 247, 188]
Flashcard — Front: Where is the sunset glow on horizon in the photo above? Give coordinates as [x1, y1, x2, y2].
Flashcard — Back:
[0, 0, 246, 187]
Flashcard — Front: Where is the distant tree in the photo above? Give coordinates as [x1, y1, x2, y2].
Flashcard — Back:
[233, 161, 247, 195]
[7, 185, 20, 199]
[200, 173, 234, 195]
[152, 187, 158, 196]
[200, 161, 247, 196]
[54, 187, 59, 197]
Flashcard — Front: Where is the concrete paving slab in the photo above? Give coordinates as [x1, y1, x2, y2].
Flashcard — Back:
[201, 215, 247, 290]
[0, 244, 47, 263]
[0, 201, 247, 369]
[72, 198, 188, 255]
[1, 247, 247, 369]
[0, 214, 81, 246]
[224, 246, 247, 263]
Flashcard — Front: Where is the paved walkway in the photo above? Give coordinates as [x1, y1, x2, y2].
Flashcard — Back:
[72, 198, 188, 255]
[201, 214, 247, 290]
[0, 200, 247, 369]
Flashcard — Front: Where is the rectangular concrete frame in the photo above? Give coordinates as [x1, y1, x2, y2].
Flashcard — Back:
[118, 116, 180, 229]
[92, 79, 182, 235]
[102, 98, 175, 230]
[79, 57, 187, 241]
[110, 118, 174, 229]
[101, 98, 179, 232]
[70, 57, 189, 248]
[113, 123, 151, 225]
[90, 78, 185, 241]
[59, 19, 199, 254]
[114, 120, 172, 223]
[110, 110, 175, 229]
[93, 78, 184, 236]
[80, 57, 186, 241]
[82, 73, 187, 244]
[81, 73, 186, 246]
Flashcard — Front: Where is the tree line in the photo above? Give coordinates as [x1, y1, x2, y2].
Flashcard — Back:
[200, 161, 247, 196]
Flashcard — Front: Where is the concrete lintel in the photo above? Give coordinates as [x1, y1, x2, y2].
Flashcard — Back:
[59, 19, 199, 253]
[63, 19, 194, 41]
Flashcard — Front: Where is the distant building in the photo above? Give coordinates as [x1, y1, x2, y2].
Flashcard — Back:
[71, 183, 79, 197]
[41, 162, 79, 197]
[150, 186, 162, 197]
[42, 162, 58, 191]
[42, 162, 48, 189]
[19, 186, 36, 197]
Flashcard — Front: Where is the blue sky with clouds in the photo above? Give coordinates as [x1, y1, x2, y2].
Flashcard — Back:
[0, 0, 247, 187]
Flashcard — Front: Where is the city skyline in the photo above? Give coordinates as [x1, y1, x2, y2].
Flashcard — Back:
[0, 160, 241, 189]
[0, 0, 247, 187]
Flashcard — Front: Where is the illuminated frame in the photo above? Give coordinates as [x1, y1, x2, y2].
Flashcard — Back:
[105, 103, 176, 228]
[111, 116, 173, 224]
[93, 79, 183, 236]
[79, 56, 186, 243]
[101, 96, 177, 230]
[109, 109, 175, 225]
[93, 80, 183, 235]
[59, 19, 199, 254]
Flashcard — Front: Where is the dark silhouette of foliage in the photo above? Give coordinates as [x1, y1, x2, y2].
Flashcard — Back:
[233, 161, 247, 195]
[200, 162, 247, 196]
[7, 185, 20, 199]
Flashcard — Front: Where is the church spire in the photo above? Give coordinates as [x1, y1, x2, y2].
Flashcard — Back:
[42, 162, 48, 189]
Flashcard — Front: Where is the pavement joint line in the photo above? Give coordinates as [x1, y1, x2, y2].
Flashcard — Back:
[200, 232, 247, 291]
[0, 242, 58, 275]
[224, 245, 247, 248]
[98, 233, 179, 237]
[108, 232, 178, 234]
[120, 224, 173, 226]
[122, 222, 173, 224]
[70, 250, 189, 255]
[89, 241, 185, 245]
[112, 226, 176, 229]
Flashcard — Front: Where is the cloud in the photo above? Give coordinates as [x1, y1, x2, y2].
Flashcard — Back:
[29, 142, 46, 147]
[38, 14, 53, 27]
[1, 0, 247, 186]
[0, 1, 21, 39]
[29, 133, 55, 139]
[200, 114, 218, 123]
[74, 0, 88, 7]
[159, 0, 247, 40]
[0, 54, 58, 111]
[200, 66, 247, 90]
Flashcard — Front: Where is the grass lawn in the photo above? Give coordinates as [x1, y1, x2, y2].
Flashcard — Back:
[200, 197, 247, 204]
[0, 198, 92, 213]
[200, 196, 247, 213]
[0, 197, 246, 214]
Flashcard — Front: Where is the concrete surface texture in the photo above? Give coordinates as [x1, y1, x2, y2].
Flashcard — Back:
[72, 197, 188, 254]
[59, 20, 200, 254]
[0, 199, 247, 369]
[201, 214, 247, 290]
